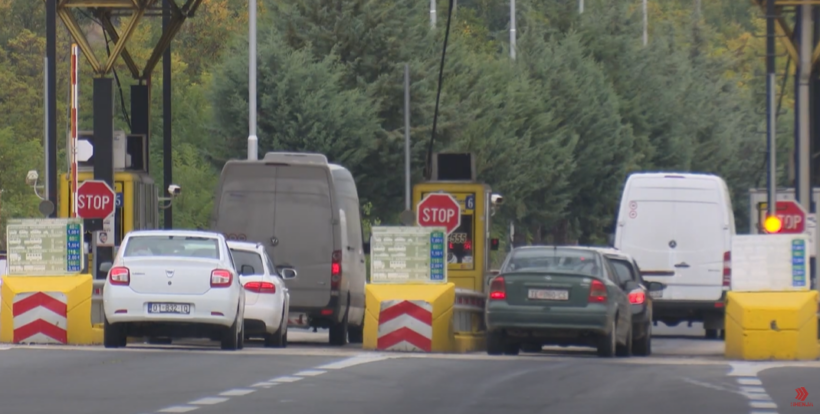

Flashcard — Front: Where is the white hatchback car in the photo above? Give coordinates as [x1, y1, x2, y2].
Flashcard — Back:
[101, 230, 246, 350]
[227, 241, 293, 347]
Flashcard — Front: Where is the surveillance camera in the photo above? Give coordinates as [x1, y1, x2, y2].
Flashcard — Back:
[25, 170, 39, 186]
[491, 193, 504, 205]
[168, 184, 181, 196]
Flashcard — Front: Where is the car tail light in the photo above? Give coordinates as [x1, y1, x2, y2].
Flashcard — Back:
[331, 250, 342, 290]
[588, 280, 607, 303]
[109, 266, 130, 286]
[628, 289, 646, 305]
[211, 269, 232, 287]
[489, 276, 506, 300]
[722, 251, 731, 289]
[244, 281, 276, 294]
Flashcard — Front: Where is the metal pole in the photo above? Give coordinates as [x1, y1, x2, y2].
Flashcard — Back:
[163, 0, 173, 229]
[798, 5, 812, 213]
[404, 64, 411, 211]
[46, 0, 57, 215]
[431, 0, 436, 28]
[766, 0, 777, 218]
[642, 0, 648, 46]
[44, 56, 49, 200]
[579, 0, 584, 14]
[695, 0, 700, 17]
[248, 0, 258, 160]
[510, 0, 516, 60]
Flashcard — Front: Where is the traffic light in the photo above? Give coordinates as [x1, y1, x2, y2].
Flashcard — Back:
[490, 238, 499, 251]
[763, 214, 783, 233]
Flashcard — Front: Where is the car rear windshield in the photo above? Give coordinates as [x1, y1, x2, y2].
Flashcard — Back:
[231, 249, 265, 276]
[123, 236, 220, 259]
[503, 248, 600, 274]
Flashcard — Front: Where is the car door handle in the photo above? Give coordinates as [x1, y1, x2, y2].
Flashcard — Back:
[674, 262, 690, 268]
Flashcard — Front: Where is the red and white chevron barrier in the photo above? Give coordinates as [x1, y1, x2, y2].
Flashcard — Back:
[12, 292, 68, 344]
[376, 300, 432, 352]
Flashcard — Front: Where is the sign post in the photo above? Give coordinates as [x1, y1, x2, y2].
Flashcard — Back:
[76, 180, 116, 279]
[416, 193, 461, 235]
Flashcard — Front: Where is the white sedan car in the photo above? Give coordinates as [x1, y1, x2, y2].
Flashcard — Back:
[102, 230, 246, 350]
[227, 241, 293, 347]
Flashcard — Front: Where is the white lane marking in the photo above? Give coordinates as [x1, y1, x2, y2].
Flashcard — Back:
[750, 401, 777, 409]
[743, 393, 772, 401]
[738, 378, 763, 385]
[251, 382, 277, 388]
[316, 354, 392, 369]
[294, 369, 326, 376]
[157, 406, 198, 413]
[188, 397, 229, 405]
[740, 386, 767, 394]
[0, 347, 11, 351]
[219, 389, 255, 397]
[271, 376, 303, 383]
[750, 412, 778, 414]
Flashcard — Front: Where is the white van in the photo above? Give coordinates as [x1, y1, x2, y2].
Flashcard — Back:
[211, 152, 367, 346]
[613, 172, 735, 339]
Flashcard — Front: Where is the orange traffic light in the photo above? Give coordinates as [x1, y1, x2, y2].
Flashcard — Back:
[763, 215, 783, 233]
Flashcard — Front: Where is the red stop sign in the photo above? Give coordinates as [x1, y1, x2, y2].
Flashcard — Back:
[416, 193, 461, 234]
[76, 180, 116, 219]
[771, 200, 807, 233]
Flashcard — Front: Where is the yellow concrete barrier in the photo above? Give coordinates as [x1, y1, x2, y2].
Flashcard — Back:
[725, 291, 819, 360]
[363, 283, 455, 353]
[1, 274, 101, 345]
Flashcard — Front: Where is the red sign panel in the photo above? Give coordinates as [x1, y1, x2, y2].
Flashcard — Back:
[416, 193, 461, 235]
[76, 180, 116, 219]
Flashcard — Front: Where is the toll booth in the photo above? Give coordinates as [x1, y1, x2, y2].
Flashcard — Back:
[58, 130, 158, 269]
[412, 153, 499, 292]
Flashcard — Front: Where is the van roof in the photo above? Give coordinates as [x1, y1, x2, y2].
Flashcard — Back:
[626, 172, 725, 182]
[262, 152, 329, 165]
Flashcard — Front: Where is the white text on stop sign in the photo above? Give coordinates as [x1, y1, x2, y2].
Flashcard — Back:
[422, 207, 456, 224]
[777, 214, 803, 230]
[78, 194, 111, 211]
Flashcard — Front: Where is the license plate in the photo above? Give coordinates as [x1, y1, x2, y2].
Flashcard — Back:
[528, 289, 569, 301]
[148, 303, 191, 314]
[649, 290, 663, 299]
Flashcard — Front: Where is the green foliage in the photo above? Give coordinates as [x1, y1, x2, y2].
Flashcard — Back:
[0, 0, 786, 248]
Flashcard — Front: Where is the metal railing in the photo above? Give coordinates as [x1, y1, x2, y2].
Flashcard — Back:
[452, 288, 486, 333]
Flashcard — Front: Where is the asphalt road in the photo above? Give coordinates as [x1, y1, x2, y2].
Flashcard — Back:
[0, 324, 817, 414]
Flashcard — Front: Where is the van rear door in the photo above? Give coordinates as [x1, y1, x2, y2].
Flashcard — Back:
[616, 178, 727, 301]
[273, 165, 335, 309]
[212, 164, 277, 252]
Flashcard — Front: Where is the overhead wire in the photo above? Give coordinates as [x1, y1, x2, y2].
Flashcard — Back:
[425, 0, 456, 180]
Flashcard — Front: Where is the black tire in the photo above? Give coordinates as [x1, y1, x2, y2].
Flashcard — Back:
[237, 323, 245, 350]
[705, 329, 718, 339]
[520, 343, 542, 353]
[503, 342, 520, 356]
[632, 323, 652, 356]
[486, 331, 504, 355]
[103, 317, 126, 348]
[616, 323, 632, 357]
[265, 317, 287, 348]
[329, 310, 349, 346]
[597, 320, 617, 357]
[348, 324, 364, 344]
[221, 319, 240, 350]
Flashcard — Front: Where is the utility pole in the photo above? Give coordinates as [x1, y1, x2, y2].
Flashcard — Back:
[404, 64, 411, 211]
[248, 0, 258, 160]
[431, 0, 436, 28]
[510, 0, 516, 59]
[579, 0, 584, 14]
[765, 0, 777, 219]
[797, 5, 812, 213]
[642, 0, 648, 46]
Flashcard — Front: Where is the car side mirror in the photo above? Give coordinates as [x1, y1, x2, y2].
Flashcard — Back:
[240, 264, 255, 275]
[646, 281, 665, 292]
[279, 266, 298, 279]
[363, 241, 371, 255]
[100, 262, 113, 274]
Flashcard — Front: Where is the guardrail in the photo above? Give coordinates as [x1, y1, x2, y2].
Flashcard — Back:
[452, 288, 486, 333]
[91, 280, 104, 325]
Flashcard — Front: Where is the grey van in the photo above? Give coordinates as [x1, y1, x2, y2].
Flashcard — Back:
[211, 152, 367, 345]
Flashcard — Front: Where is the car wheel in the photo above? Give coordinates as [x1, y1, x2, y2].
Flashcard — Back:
[265, 316, 287, 348]
[329, 309, 349, 346]
[597, 320, 616, 357]
[705, 329, 718, 339]
[103, 317, 126, 348]
[616, 323, 632, 357]
[221, 318, 240, 350]
[632, 322, 652, 356]
[348, 324, 364, 344]
[503, 342, 520, 356]
[237, 322, 245, 350]
[486, 331, 504, 355]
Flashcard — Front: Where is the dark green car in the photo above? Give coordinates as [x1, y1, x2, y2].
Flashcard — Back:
[485, 246, 633, 357]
